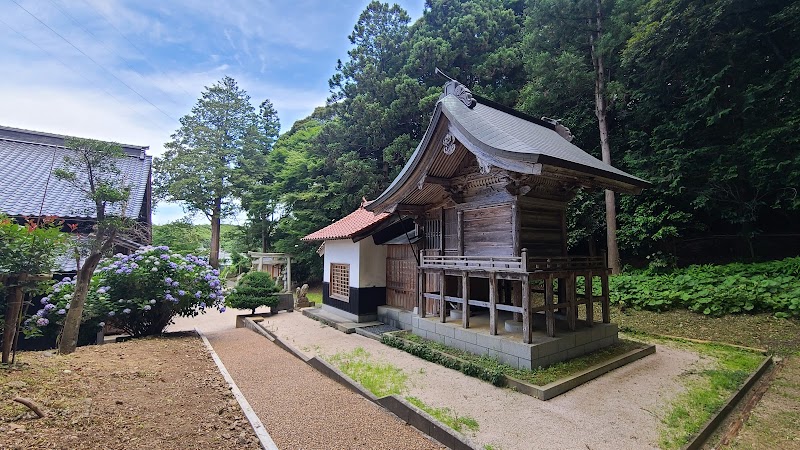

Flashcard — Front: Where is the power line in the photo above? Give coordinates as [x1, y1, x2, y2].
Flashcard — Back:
[78, 0, 197, 99]
[46, 0, 186, 109]
[0, 15, 174, 135]
[9, 0, 179, 123]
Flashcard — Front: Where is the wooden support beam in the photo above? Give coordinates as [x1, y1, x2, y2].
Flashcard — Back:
[457, 210, 464, 256]
[489, 273, 498, 335]
[462, 272, 470, 329]
[522, 274, 531, 344]
[440, 270, 447, 323]
[424, 175, 451, 187]
[512, 281, 522, 322]
[566, 274, 576, 331]
[545, 274, 555, 337]
[601, 272, 610, 323]
[418, 269, 426, 318]
[585, 271, 593, 327]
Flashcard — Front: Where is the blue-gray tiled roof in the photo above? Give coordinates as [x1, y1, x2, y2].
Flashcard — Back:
[0, 125, 152, 220]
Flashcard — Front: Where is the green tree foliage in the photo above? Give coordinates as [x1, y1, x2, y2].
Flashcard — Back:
[151, 219, 206, 254]
[155, 76, 268, 268]
[54, 137, 132, 354]
[234, 99, 282, 252]
[621, 0, 800, 256]
[256, 0, 800, 284]
[0, 216, 67, 274]
[225, 271, 280, 314]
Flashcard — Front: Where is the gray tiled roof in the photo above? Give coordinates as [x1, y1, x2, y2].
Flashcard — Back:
[0, 126, 151, 220]
[440, 95, 649, 185]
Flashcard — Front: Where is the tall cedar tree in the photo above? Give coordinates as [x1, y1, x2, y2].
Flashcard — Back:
[55, 138, 132, 354]
[155, 76, 267, 267]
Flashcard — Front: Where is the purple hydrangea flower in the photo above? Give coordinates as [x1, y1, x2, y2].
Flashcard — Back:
[199, 302, 206, 309]
[122, 308, 131, 314]
[219, 307, 226, 313]
[57, 309, 66, 315]
[108, 311, 115, 317]
[44, 303, 56, 311]
[36, 317, 49, 326]
[195, 291, 202, 299]
[40, 297, 50, 304]
[178, 290, 186, 296]
[171, 281, 179, 287]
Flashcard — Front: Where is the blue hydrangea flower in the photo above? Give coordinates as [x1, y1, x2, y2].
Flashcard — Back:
[122, 308, 131, 314]
[57, 309, 66, 315]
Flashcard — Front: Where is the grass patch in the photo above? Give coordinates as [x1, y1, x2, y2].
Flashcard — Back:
[405, 396, 479, 433]
[326, 347, 408, 397]
[384, 331, 643, 387]
[325, 347, 481, 434]
[306, 285, 322, 305]
[623, 332, 765, 449]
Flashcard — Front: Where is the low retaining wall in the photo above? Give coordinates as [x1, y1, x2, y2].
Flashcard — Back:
[239, 315, 476, 450]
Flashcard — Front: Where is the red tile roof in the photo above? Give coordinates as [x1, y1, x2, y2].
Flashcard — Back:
[302, 205, 391, 241]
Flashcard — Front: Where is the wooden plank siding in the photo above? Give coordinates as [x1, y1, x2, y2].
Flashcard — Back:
[462, 204, 514, 256]
[518, 197, 567, 257]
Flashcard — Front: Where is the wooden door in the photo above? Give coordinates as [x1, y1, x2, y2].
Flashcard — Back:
[386, 244, 417, 311]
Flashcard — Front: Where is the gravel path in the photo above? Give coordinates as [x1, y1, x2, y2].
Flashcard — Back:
[262, 312, 703, 450]
[206, 327, 444, 450]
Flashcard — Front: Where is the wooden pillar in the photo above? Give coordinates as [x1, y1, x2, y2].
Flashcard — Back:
[418, 268, 426, 318]
[566, 274, 577, 331]
[601, 271, 610, 323]
[489, 273, 498, 335]
[585, 271, 593, 326]
[461, 272, 470, 329]
[457, 210, 464, 256]
[440, 270, 447, 323]
[545, 274, 555, 337]
[522, 274, 531, 344]
[511, 281, 522, 322]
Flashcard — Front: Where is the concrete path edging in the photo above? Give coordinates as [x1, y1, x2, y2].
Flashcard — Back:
[241, 316, 477, 450]
[195, 327, 280, 450]
[681, 355, 774, 450]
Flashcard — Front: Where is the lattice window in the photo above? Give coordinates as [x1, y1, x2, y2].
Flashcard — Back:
[425, 218, 441, 251]
[329, 263, 350, 301]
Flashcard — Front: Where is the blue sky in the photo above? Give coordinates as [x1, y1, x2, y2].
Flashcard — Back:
[0, 0, 424, 224]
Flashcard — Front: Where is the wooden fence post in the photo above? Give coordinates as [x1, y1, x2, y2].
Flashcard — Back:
[2, 277, 23, 364]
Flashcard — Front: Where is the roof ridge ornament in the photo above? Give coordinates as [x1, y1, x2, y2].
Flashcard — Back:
[541, 117, 575, 142]
[441, 80, 477, 109]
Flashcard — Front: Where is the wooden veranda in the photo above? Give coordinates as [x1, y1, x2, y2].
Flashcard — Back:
[417, 250, 610, 344]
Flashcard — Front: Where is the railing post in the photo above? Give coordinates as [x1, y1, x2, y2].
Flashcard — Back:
[418, 268, 426, 318]
[489, 272, 498, 335]
[461, 272, 470, 329]
[545, 274, 555, 338]
[521, 248, 528, 272]
[440, 269, 447, 323]
[585, 271, 593, 327]
[601, 271, 610, 324]
[522, 274, 531, 344]
[566, 274, 576, 331]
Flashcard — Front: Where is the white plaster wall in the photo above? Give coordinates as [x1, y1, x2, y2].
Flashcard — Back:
[358, 239, 387, 288]
[323, 239, 360, 287]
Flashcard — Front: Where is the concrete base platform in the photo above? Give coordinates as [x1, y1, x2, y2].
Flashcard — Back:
[302, 307, 382, 334]
[378, 305, 618, 370]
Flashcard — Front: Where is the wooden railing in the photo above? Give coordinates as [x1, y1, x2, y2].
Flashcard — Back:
[419, 249, 607, 274]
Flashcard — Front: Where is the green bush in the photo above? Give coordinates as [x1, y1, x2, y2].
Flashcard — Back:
[225, 271, 280, 314]
[381, 333, 506, 386]
[607, 257, 800, 317]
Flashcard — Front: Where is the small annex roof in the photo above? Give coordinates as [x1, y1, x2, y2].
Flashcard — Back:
[0, 125, 152, 221]
[366, 80, 650, 213]
[302, 202, 391, 242]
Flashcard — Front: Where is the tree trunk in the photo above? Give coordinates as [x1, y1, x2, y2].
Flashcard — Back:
[591, 0, 621, 274]
[59, 254, 101, 354]
[2, 279, 22, 364]
[209, 199, 221, 268]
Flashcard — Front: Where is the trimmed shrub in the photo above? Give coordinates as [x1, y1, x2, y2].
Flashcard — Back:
[225, 271, 280, 314]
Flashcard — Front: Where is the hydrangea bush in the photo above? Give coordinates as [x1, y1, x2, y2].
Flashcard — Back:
[27, 246, 225, 338]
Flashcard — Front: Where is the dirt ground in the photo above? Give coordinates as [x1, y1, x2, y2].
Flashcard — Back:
[727, 355, 800, 449]
[261, 311, 703, 450]
[0, 333, 259, 450]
